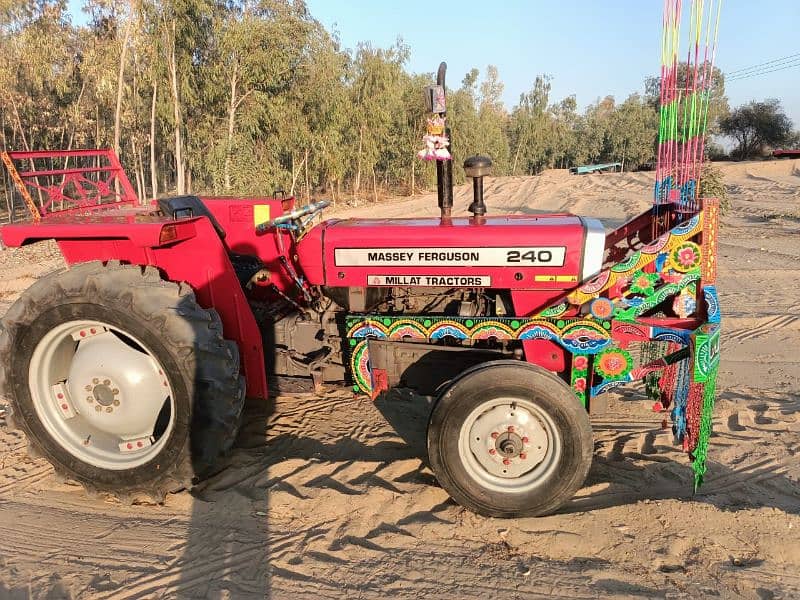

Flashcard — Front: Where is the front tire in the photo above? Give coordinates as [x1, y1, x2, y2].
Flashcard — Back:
[427, 361, 593, 517]
[0, 261, 245, 501]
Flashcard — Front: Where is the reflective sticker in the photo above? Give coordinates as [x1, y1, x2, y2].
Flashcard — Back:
[535, 274, 578, 282]
[253, 205, 271, 227]
[51, 382, 76, 419]
[70, 326, 107, 341]
[119, 437, 153, 453]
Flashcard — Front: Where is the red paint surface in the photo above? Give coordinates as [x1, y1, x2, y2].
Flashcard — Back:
[55, 218, 268, 399]
[297, 215, 587, 292]
[522, 339, 566, 372]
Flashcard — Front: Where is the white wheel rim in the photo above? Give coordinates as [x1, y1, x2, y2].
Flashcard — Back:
[458, 397, 561, 493]
[28, 320, 176, 470]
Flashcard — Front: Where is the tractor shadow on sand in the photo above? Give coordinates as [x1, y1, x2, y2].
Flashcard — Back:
[173, 372, 800, 597]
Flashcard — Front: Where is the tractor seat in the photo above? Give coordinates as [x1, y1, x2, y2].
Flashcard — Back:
[157, 195, 227, 239]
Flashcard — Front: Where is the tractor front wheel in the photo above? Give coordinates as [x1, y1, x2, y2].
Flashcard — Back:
[427, 361, 593, 517]
[0, 261, 245, 501]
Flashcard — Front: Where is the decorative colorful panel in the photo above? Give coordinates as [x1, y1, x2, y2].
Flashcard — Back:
[565, 213, 703, 307]
[701, 198, 720, 284]
[692, 323, 721, 384]
[346, 315, 616, 356]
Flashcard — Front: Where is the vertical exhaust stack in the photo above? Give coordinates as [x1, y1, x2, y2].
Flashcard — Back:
[433, 62, 453, 220]
[465, 155, 492, 220]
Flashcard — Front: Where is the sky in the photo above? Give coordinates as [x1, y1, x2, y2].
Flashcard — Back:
[64, 0, 800, 127]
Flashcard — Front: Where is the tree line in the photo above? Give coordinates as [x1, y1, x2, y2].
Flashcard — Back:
[0, 0, 795, 206]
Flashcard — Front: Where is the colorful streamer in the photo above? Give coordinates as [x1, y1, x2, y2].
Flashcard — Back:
[655, 0, 723, 214]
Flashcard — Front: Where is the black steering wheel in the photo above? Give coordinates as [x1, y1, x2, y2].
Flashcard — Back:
[256, 199, 330, 233]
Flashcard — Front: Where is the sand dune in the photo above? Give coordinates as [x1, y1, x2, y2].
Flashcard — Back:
[1, 160, 799, 598]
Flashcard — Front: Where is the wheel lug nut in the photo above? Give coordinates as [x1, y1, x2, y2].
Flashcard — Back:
[95, 405, 102, 412]
[86, 396, 93, 403]
[488, 448, 496, 455]
[503, 458, 511, 465]
[522, 436, 529, 444]
[92, 378, 99, 384]
[85, 385, 92, 392]
[105, 407, 113, 413]
[491, 432, 499, 439]
[520, 453, 527, 460]
[103, 379, 110, 386]
[507, 426, 515, 433]
[113, 400, 120, 407]
[112, 389, 119, 395]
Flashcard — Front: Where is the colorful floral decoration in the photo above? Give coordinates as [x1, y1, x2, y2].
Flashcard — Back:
[595, 348, 634, 380]
[669, 241, 701, 273]
[572, 355, 589, 370]
[589, 297, 614, 319]
[570, 354, 590, 407]
[628, 270, 661, 296]
[672, 287, 697, 318]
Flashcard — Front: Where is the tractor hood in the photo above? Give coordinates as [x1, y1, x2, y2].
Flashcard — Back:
[296, 215, 605, 291]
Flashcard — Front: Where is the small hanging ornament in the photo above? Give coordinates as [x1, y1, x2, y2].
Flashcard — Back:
[417, 115, 451, 161]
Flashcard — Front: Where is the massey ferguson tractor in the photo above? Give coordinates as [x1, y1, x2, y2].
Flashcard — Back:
[0, 64, 720, 518]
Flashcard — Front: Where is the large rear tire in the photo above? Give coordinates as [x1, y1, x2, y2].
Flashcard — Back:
[0, 261, 245, 501]
[427, 361, 592, 517]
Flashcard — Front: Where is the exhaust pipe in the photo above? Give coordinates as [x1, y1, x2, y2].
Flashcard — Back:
[434, 62, 454, 220]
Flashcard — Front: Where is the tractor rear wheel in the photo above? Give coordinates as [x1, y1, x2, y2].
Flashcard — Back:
[0, 261, 245, 501]
[427, 361, 593, 517]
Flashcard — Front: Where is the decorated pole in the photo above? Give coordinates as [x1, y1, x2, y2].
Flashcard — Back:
[420, 62, 454, 220]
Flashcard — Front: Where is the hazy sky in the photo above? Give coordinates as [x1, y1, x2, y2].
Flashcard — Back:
[305, 0, 800, 127]
[63, 0, 800, 127]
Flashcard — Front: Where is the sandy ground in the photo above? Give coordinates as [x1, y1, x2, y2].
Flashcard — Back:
[1, 160, 799, 599]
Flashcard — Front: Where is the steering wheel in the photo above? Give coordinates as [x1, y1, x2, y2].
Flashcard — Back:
[256, 199, 330, 234]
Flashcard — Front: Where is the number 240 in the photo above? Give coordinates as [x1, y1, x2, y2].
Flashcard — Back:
[506, 250, 553, 263]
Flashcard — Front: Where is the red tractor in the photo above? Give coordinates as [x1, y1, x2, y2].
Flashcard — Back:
[0, 65, 720, 517]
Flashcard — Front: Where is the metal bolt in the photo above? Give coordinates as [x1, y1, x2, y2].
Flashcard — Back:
[79, 331, 86, 337]
[92, 378, 99, 384]
[112, 388, 119, 395]
[507, 426, 515, 433]
[61, 403, 68, 410]
[491, 432, 499, 439]
[86, 396, 93, 403]
[522, 436, 529, 444]
[103, 379, 111, 386]
[503, 458, 511, 465]
[520, 453, 527, 460]
[95, 405, 102, 412]
[105, 407, 113, 413]
[113, 400, 120, 407]
[137, 441, 143, 448]
[85, 385, 92, 392]
[126, 442, 133, 450]
[488, 448, 496, 455]
[56, 393, 64, 399]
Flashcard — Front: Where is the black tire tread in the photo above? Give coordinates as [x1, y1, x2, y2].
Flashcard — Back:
[0, 260, 245, 502]
[427, 360, 593, 518]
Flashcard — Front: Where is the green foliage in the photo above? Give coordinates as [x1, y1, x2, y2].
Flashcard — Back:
[0, 3, 726, 204]
[699, 162, 729, 213]
[645, 63, 729, 134]
[720, 99, 795, 160]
